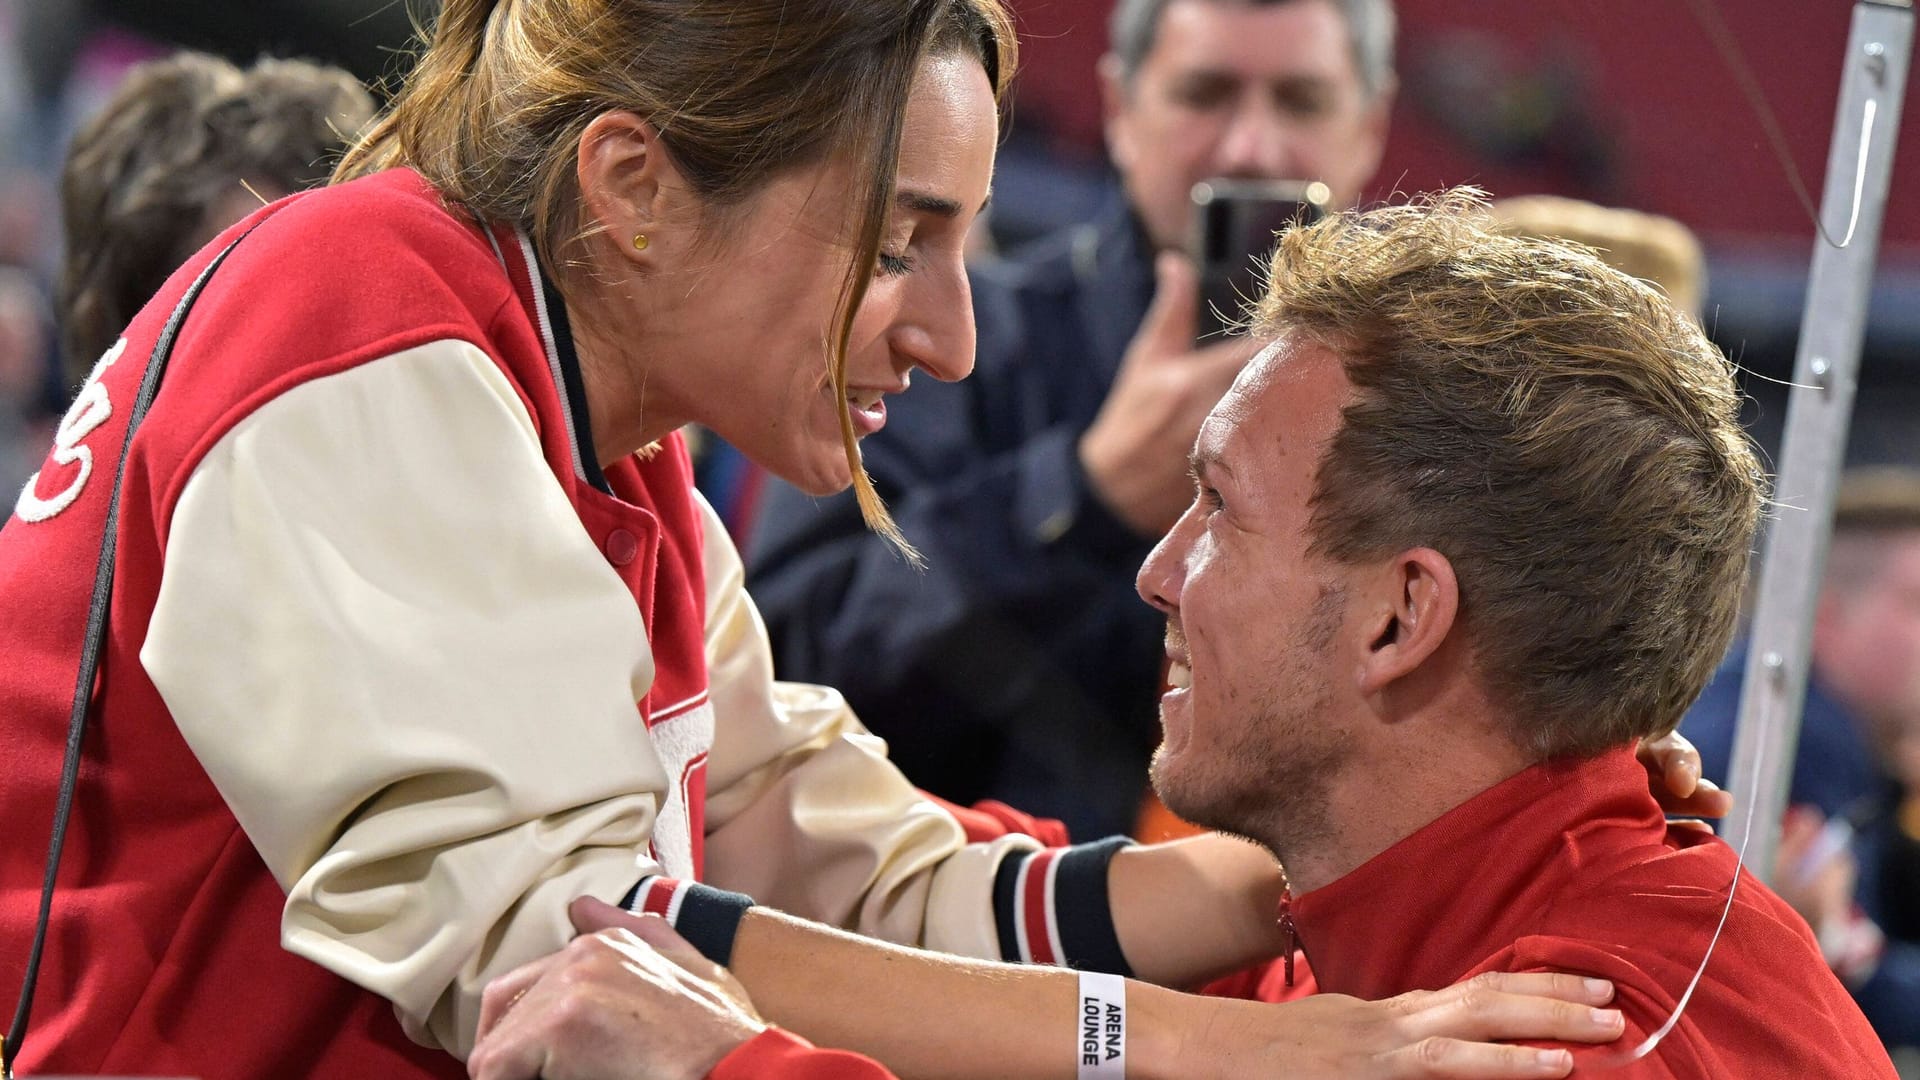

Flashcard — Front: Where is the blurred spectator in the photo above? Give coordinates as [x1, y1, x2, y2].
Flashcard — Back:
[1884, 727, 1920, 945]
[14, 0, 416, 117]
[748, 0, 1396, 838]
[1488, 194, 1706, 318]
[1680, 467, 1920, 1049]
[56, 51, 374, 377]
[0, 267, 56, 498]
[1835, 701, 1920, 1056]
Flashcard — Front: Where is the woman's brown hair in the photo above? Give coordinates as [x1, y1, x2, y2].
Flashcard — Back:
[336, 0, 1017, 552]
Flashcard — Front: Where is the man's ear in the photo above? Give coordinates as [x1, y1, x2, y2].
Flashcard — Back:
[576, 111, 676, 268]
[1357, 547, 1460, 696]
[1097, 54, 1137, 174]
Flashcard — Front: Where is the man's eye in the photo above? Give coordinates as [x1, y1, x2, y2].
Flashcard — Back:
[1170, 78, 1234, 109]
[878, 250, 916, 277]
[1277, 89, 1333, 120]
[1200, 485, 1225, 513]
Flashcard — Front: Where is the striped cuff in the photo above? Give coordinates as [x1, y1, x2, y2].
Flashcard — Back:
[992, 837, 1134, 976]
[620, 875, 755, 966]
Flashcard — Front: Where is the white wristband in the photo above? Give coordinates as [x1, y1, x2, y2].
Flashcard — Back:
[1076, 970, 1126, 1079]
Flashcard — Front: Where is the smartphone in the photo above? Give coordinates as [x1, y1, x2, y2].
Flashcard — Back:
[1190, 179, 1330, 342]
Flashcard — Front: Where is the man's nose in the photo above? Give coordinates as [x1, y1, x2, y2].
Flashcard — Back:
[1136, 521, 1189, 615]
[1212, 95, 1292, 179]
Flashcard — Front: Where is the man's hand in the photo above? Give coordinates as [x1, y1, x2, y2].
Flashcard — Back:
[468, 911, 765, 1080]
[1637, 731, 1734, 826]
[1079, 252, 1257, 537]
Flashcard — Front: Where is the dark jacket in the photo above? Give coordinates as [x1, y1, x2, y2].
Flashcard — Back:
[747, 200, 1162, 839]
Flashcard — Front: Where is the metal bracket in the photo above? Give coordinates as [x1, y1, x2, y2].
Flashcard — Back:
[1723, 0, 1913, 880]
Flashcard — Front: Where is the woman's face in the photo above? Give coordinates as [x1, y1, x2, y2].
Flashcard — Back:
[671, 52, 1000, 494]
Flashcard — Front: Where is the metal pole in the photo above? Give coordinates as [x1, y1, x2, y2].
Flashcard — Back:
[1724, 0, 1912, 881]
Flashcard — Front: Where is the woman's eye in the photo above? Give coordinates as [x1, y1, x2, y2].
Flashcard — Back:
[878, 250, 916, 277]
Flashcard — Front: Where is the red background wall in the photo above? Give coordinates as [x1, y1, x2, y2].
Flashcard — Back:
[1005, 0, 1920, 254]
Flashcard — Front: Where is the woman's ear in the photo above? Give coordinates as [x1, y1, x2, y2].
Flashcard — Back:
[577, 111, 676, 267]
[1357, 547, 1460, 697]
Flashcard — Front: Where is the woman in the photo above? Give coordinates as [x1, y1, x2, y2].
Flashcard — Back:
[0, 1, 1715, 1077]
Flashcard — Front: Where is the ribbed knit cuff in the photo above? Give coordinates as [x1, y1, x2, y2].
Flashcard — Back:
[620, 875, 755, 966]
[992, 837, 1134, 976]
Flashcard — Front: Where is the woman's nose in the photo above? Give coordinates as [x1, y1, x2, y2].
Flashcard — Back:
[896, 272, 976, 383]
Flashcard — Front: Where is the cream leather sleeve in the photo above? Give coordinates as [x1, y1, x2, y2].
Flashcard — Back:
[695, 496, 1038, 961]
[142, 340, 668, 1059]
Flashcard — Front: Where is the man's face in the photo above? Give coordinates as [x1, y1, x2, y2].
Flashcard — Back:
[1103, 0, 1391, 252]
[1816, 534, 1920, 755]
[1135, 336, 1359, 845]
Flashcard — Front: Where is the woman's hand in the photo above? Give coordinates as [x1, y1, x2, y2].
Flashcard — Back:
[468, 915, 766, 1080]
[1638, 731, 1734, 823]
[1146, 971, 1623, 1080]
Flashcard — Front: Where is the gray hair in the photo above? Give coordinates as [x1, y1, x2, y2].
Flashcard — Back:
[1108, 0, 1396, 98]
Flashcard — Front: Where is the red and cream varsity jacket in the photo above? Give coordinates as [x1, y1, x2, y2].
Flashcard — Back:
[0, 169, 1123, 1079]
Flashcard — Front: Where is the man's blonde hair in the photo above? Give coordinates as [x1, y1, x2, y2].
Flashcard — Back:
[1256, 189, 1764, 757]
[1487, 195, 1707, 320]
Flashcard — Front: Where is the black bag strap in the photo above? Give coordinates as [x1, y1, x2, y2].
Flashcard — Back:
[4, 229, 252, 1078]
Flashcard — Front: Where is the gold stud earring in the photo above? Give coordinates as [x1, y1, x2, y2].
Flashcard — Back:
[631, 232, 650, 252]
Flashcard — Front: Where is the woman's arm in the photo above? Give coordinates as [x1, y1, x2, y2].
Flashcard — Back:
[469, 919, 900, 1080]
[144, 341, 675, 1056]
[544, 899, 1624, 1080]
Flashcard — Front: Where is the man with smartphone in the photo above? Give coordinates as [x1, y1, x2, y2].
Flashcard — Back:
[748, 0, 1396, 839]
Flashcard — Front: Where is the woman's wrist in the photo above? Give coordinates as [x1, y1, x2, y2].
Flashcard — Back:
[1119, 981, 1189, 1080]
[1109, 835, 1290, 985]
[1121, 981, 1282, 1080]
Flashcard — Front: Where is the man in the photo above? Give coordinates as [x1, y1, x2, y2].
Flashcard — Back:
[1680, 467, 1920, 1047]
[468, 193, 1892, 1077]
[748, 0, 1396, 838]
[1126, 190, 1892, 1075]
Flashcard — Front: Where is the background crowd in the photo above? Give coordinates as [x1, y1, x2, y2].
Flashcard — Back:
[1, 0, 1916, 1067]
